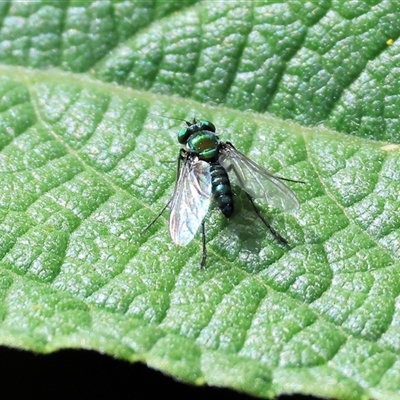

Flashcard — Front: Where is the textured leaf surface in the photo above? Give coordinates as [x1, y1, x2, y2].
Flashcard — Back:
[0, 1, 399, 400]
[0, 1, 399, 141]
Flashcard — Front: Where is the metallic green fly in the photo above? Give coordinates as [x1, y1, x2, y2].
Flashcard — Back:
[143, 119, 301, 267]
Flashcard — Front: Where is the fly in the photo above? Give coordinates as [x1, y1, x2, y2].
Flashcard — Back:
[142, 118, 302, 267]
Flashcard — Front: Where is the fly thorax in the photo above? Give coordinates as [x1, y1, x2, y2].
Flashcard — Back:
[186, 131, 219, 161]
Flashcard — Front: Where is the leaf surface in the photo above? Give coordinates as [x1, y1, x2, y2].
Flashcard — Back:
[0, 2, 399, 400]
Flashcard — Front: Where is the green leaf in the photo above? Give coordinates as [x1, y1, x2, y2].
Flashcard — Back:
[93, 0, 400, 142]
[0, 1, 399, 400]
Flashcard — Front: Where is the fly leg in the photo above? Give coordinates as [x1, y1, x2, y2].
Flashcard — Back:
[141, 150, 186, 235]
[200, 221, 207, 268]
[245, 193, 288, 244]
[140, 199, 171, 234]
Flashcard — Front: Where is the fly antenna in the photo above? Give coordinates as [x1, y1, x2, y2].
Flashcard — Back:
[147, 112, 191, 125]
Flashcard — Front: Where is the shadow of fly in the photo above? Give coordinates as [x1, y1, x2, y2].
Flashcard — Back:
[142, 118, 303, 267]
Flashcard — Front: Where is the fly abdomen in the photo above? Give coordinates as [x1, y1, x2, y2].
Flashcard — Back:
[210, 164, 234, 218]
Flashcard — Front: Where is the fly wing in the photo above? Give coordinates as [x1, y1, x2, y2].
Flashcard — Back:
[169, 156, 212, 245]
[219, 143, 300, 212]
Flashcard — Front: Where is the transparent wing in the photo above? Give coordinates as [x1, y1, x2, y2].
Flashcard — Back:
[219, 143, 300, 212]
[169, 156, 212, 246]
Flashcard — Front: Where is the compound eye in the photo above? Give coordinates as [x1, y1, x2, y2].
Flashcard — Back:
[178, 127, 190, 144]
[201, 120, 216, 132]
